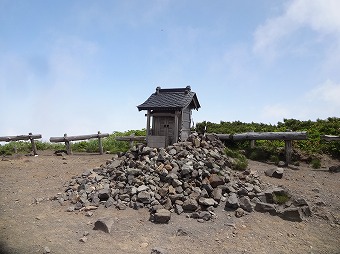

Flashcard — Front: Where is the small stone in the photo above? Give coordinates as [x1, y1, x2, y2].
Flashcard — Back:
[151, 247, 167, 254]
[105, 197, 115, 208]
[280, 207, 303, 222]
[329, 165, 340, 173]
[198, 197, 217, 207]
[79, 236, 87, 243]
[93, 217, 115, 233]
[199, 211, 212, 221]
[182, 198, 199, 211]
[141, 242, 149, 248]
[176, 228, 189, 236]
[235, 207, 245, 218]
[67, 206, 75, 212]
[43, 246, 51, 254]
[209, 174, 224, 188]
[225, 193, 239, 209]
[83, 231, 89, 236]
[239, 196, 254, 212]
[137, 191, 152, 204]
[265, 168, 283, 179]
[254, 202, 277, 215]
[85, 211, 93, 217]
[153, 209, 171, 224]
[84, 205, 98, 211]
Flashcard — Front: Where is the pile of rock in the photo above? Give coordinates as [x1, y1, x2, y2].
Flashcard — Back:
[57, 133, 311, 223]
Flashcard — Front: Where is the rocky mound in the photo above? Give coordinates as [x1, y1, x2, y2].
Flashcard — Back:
[58, 134, 311, 223]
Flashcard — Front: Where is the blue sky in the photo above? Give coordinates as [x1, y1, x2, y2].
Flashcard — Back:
[1, 0, 339, 140]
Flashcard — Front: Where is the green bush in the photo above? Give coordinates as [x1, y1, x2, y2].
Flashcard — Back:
[225, 147, 248, 171]
[269, 155, 280, 164]
[197, 117, 340, 159]
[311, 158, 321, 169]
[273, 193, 290, 204]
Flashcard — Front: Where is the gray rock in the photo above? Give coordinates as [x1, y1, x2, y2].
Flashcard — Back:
[176, 228, 189, 236]
[329, 165, 340, 173]
[181, 164, 193, 176]
[79, 236, 88, 243]
[225, 193, 239, 209]
[280, 207, 304, 222]
[175, 204, 183, 215]
[254, 202, 277, 215]
[153, 209, 171, 223]
[212, 188, 222, 202]
[265, 168, 284, 179]
[209, 174, 224, 188]
[235, 207, 245, 218]
[93, 217, 115, 233]
[137, 191, 152, 204]
[182, 198, 199, 211]
[239, 196, 254, 212]
[151, 247, 168, 254]
[198, 197, 217, 207]
[105, 197, 115, 208]
[137, 185, 149, 192]
[199, 211, 212, 221]
[126, 168, 142, 176]
[67, 206, 75, 212]
[278, 161, 286, 167]
[98, 189, 110, 201]
[43, 246, 51, 254]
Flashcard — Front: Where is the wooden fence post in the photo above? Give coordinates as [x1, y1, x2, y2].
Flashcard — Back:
[130, 134, 135, 148]
[29, 132, 38, 156]
[250, 130, 256, 148]
[285, 140, 292, 165]
[98, 131, 104, 155]
[64, 133, 72, 155]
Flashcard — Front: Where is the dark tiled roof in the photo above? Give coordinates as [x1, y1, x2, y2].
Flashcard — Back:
[137, 86, 201, 111]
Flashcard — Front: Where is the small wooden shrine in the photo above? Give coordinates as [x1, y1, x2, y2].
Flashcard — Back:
[137, 86, 200, 147]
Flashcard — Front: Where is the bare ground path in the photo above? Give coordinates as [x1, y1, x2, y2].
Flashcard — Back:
[0, 151, 339, 254]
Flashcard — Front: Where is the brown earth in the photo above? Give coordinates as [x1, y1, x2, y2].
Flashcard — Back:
[0, 151, 339, 254]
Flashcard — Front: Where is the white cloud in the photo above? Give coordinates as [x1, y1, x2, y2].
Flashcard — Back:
[260, 104, 291, 123]
[253, 0, 340, 59]
[307, 79, 340, 106]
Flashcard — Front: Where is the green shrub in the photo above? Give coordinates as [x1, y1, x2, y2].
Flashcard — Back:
[269, 155, 280, 164]
[197, 117, 340, 159]
[234, 158, 248, 171]
[311, 158, 321, 169]
[225, 147, 248, 170]
[273, 193, 290, 204]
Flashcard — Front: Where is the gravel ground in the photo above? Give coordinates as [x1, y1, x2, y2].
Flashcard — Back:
[0, 151, 339, 254]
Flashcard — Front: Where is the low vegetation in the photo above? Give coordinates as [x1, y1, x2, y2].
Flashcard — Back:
[196, 117, 340, 162]
[1, 118, 339, 170]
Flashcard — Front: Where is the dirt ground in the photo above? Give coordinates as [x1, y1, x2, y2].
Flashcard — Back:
[0, 151, 339, 254]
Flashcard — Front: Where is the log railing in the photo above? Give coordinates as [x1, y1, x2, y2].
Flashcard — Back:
[115, 134, 146, 147]
[49, 131, 109, 155]
[321, 135, 340, 141]
[0, 133, 42, 155]
[215, 131, 308, 165]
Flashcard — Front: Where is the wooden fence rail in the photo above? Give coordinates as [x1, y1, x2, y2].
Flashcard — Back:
[0, 133, 42, 155]
[321, 135, 340, 141]
[115, 134, 146, 147]
[49, 131, 109, 155]
[215, 131, 308, 165]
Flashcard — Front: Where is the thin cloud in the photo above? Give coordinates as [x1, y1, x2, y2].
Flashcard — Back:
[307, 79, 340, 107]
[253, 0, 340, 60]
[260, 104, 291, 123]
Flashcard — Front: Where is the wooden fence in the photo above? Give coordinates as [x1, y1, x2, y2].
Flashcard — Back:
[49, 131, 109, 155]
[215, 131, 308, 165]
[115, 134, 146, 147]
[321, 135, 340, 141]
[0, 133, 42, 155]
